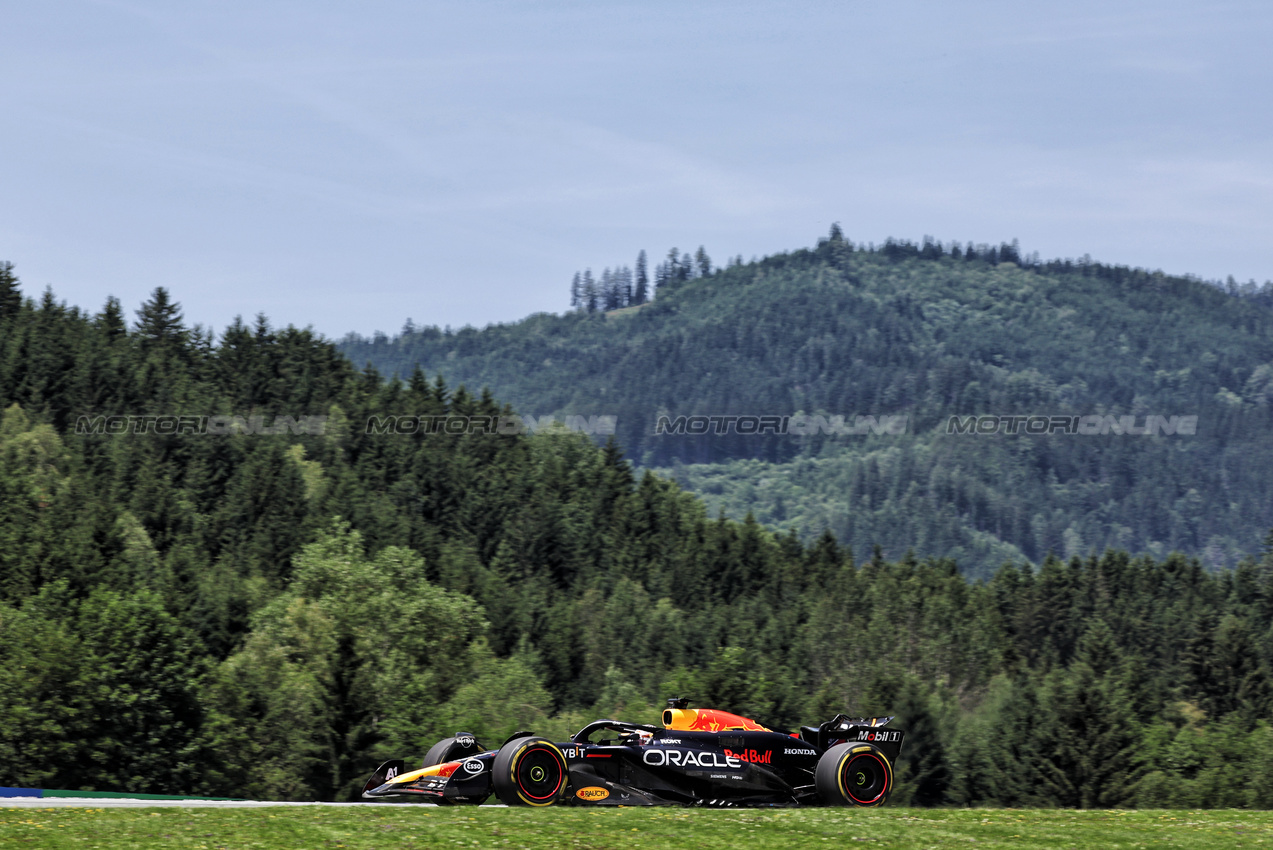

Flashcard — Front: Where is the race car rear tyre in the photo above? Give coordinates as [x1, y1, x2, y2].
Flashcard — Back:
[815, 742, 893, 807]
[492, 736, 568, 806]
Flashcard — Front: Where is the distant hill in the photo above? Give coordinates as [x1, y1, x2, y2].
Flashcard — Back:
[339, 234, 1273, 578]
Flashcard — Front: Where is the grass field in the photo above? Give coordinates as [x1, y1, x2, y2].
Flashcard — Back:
[2, 806, 1271, 849]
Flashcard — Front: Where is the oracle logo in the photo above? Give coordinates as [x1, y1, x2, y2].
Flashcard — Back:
[642, 749, 742, 769]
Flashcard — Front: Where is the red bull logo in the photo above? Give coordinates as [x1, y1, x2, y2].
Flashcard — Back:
[723, 748, 771, 764]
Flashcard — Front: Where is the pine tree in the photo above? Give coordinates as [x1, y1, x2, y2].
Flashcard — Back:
[634, 250, 649, 304]
[582, 270, 598, 313]
[694, 246, 712, 278]
[674, 248, 691, 282]
[570, 271, 581, 309]
[654, 260, 670, 292]
[823, 224, 853, 267]
[603, 268, 625, 311]
[665, 249, 684, 285]
[134, 287, 187, 348]
[1036, 621, 1144, 807]
[0, 262, 21, 320]
[96, 297, 127, 341]
[615, 266, 632, 308]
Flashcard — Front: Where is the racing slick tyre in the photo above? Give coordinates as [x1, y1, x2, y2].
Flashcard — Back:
[422, 735, 481, 769]
[423, 735, 487, 806]
[815, 742, 893, 807]
[491, 736, 568, 807]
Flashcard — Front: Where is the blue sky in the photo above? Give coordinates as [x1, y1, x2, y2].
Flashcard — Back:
[3, 1, 1271, 338]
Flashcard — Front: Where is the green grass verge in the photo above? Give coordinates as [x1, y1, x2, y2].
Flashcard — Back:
[2, 806, 1271, 849]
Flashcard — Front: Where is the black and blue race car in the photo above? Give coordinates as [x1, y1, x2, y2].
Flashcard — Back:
[362, 699, 904, 807]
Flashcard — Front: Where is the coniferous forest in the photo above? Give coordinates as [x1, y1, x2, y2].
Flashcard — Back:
[342, 230, 1273, 578]
[4, 254, 1273, 807]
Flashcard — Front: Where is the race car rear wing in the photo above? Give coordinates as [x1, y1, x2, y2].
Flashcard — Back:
[802, 715, 905, 760]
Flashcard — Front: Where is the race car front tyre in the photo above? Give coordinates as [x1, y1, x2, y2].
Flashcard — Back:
[815, 742, 893, 807]
[423, 735, 489, 806]
[423, 735, 481, 769]
[492, 737, 568, 806]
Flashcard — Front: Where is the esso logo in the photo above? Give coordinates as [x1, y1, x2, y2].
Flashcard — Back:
[462, 760, 483, 774]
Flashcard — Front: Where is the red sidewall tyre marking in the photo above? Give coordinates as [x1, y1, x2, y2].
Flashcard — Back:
[841, 751, 890, 805]
[513, 743, 566, 805]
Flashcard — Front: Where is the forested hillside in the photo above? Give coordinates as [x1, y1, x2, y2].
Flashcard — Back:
[340, 232, 1273, 577]
[4, 265, 1273, 808]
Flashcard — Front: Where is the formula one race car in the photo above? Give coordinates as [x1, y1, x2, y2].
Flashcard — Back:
[362, 699, 904, 807]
